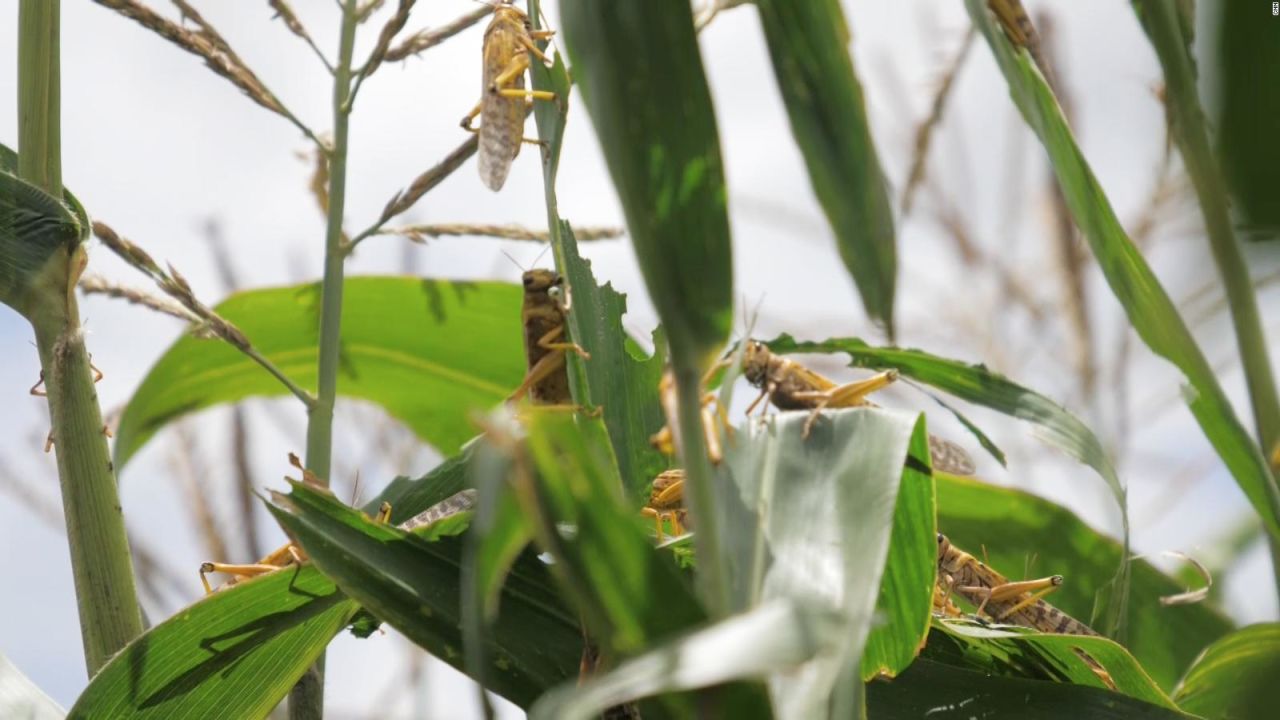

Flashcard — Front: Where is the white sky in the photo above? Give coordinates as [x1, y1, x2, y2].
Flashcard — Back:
[1, 1, 1277, 717]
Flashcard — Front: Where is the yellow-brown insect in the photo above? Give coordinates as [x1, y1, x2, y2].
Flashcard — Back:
[461, 1, 557, 191]
[741, 340, 976, 475]
[641, 469, 689, 542]
[935, 533, 1095, 636]
[935, 532, 1114, 687]
[506, 268, 589, 405]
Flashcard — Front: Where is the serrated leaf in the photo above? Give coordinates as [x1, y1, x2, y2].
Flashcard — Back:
[560, 0, 733, 366]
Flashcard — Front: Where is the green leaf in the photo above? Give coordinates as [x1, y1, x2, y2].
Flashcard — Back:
[966, 0, 1280, 543]
[525, 7, 668, 498]
[531, 600, 825, 720]
[753, 0, 896, 336]
[69, 446, 491, 717]
[868, 658, 1189, 720]
[513, 409, 705, 652]
[1173, 623, 1280, 720]
[766, 332, 1132, 634]
[0, 653, 64, 720]
[68, 567, 359, 719]
[558, 233, 669, 497]
[926, 619, 1179, 710]
[528, 0, 571, 185]
[1212, 2, 1280, 236]
[267, 479, 582, 709]
[715, 408, 922, 715]
[1132, 0, 1280, 468]
[461, 442, 534, 697]
[938, 473, 1234, 691]
[114, 277, 527, 472]
[861, 421, 936, 680]
[0, 142, 84, 316]
[560, 0, 733, 366]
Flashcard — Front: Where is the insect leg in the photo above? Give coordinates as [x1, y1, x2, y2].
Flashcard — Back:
[537, 324, 590, 359]
[460, 100, 482, 132]
[506, 349, 567, 403]
[797, 369, 900, 409]
[518, 36, 554, 65]
[199, 560, 290, 594]
[990, 576, 1064, 619]
[498, 88, 557, 102]
[489, 52, 532, 93]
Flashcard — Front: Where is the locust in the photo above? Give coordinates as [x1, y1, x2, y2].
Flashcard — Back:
[935, 532, 1096, 636]
[506, 268, 589, 405]
[935, 532, 1115, 688]
[641, 468, 689, 542]
[461, 0, 557, 191]
[741, 340, 976, 476]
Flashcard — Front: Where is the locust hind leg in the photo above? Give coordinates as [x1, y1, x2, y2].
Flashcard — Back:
[989, 575, 1064, 619]
[460, 100, 482, 132]
[507, 349, 566, 403]
[794, 369, 900, 437]
[536, 324, 589, 360]
[200, 561, 288, 595]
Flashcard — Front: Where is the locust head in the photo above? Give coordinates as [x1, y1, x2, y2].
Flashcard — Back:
[936, 533, 961, 571]
[741, 339, 771, 387]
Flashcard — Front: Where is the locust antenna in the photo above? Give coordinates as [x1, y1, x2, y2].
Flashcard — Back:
[500, 249, 527, 272]
[531, 243, 552, 268]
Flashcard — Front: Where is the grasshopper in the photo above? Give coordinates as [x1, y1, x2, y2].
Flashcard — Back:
[741, 340, 975, 475]
[640, 468, 689, 541]
[461, 0, 557, 191]
[935, 532, 1096, 636]
[506, 268, 589, 405]
[935, 532, 1114, 688]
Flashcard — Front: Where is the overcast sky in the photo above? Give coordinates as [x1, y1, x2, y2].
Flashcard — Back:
[2, 1, 1277, 717]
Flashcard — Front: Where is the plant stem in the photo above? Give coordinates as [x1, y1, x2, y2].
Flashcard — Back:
[290, 2, 359, 718]
[673, 361, 728, 617]
[18, 0, 143, 674]
[1135, 0, 1280, 598]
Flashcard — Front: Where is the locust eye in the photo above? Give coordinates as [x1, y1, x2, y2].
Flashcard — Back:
[936, 533, 944, 544]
